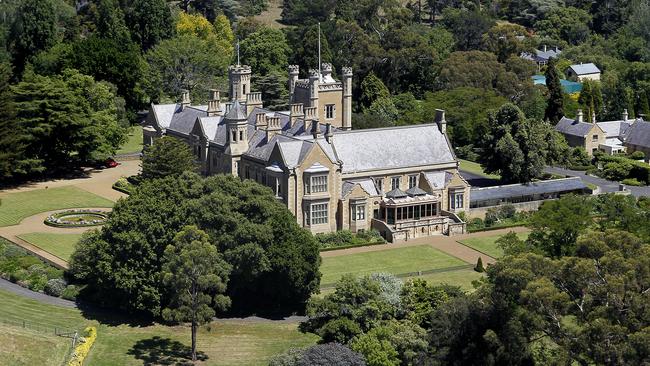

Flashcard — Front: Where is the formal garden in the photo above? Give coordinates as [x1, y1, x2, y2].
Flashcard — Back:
[458, 232, 529, 258]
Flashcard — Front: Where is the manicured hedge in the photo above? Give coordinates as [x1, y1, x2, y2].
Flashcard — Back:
[315, 230, 386, 250]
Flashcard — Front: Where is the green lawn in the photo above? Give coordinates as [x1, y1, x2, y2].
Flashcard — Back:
[116, 127, 143, 155]
[0, 324, 71, 366]
[414, 269, 484, 291]
[320, 245, 467, 286]
[0, 289, 318, 366]
[0, 186, 114, 227]
[459, 232, 529, 258]
[458, 159, 500, 180]
[17, 233, 83, 262]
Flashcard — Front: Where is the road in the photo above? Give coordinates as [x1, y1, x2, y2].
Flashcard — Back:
[544, 166, 650, 197]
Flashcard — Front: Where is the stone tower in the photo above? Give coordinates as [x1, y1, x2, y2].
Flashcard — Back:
[224, 100, 249, 175]
[309, 69, 320, 112]
[342, 67, 353, 130]
[228, 64, 252, 102]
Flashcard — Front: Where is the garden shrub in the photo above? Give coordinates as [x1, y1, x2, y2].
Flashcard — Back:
[628, 151, 645, 160]
[62, 285, 80, 300]
[474, 257, 485, 273]
[112, 177, 135, 194]
[315, 229, 385, 250]
[45, 278, 67, 297]
[597, 154, 650, 184]
[28, 274, 47, 292]
[622, 178, 644, 186]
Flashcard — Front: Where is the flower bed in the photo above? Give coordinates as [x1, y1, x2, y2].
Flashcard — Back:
[68, 327, 97, 366]
[44, 209, 108, 228]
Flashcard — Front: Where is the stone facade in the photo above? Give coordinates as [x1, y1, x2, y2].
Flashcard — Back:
[143, 64, 468, 242]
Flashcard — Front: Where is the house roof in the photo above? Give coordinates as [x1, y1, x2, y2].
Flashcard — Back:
[624, 120, 650, 148]
[424, 171, 453, 189]
[385, 188, 408, 199]
[168, 106, 209, 135]
[555, 117, 599, 137]
[405, 186, 427, 196]
[341, 178, 379, 199]
[470, 177, 587, 203]
[330, 124, 455, 173]
[568, 63, 600, 75]
[597, 121, 633, 138]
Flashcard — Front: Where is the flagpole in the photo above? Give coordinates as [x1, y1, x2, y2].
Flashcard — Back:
[318, 22, 322, 81]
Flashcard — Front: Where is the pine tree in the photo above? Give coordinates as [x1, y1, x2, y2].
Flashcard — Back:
[474, 257, 485, 273]
[0, 62, 28, 180]
[544, 58, 564, 124]
[10, 0, 58, 75]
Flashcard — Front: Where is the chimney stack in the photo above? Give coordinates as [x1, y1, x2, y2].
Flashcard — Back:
[246, 92, 263, 115]
[255, 112, 267, 129]
[288, 65, 299, 104]
[325, 123, 333, 143]
[311, 119, 321, 139]
[266, 116, 281, 140]
[576, 109, 583, 123]
[622, 109, 628, 122]
[321, 63, 333, 80]
[224, 102, 232, 114]
[434, 109, 446, 134]
[592, 110, 596, 124]
[543, 45, 547, 52]
[180, 90, 191, 110]
[289, 103, 304, 128]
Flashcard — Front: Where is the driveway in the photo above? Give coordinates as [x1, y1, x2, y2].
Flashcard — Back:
[545, 166, 650, 197]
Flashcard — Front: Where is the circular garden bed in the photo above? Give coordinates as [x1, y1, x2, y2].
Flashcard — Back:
[44, 209, 109, 228]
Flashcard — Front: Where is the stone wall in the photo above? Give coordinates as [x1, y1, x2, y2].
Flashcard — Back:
[467, 200, 546, 219]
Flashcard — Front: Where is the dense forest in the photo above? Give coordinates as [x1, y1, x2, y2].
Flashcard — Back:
[1, 0, 649, 183]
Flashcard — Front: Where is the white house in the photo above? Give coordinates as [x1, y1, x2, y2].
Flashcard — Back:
[566, 63, 601, 81]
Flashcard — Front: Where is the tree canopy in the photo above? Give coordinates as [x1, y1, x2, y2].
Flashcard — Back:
[70, 172, 321, 316]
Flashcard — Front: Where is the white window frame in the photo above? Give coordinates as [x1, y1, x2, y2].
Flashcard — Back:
[352, 204, 365, 222]
[450, 192, 464, 210]
[391, 176, 400, 191]
[309, 203, 328, 225]
[306, 174, 328, 194]
[408, 175, 418, 189]
[325, 104, 336, 119]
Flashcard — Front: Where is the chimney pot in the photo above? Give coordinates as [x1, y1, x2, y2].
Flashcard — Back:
[576, 109, 583, 123]
[434, 109, 446, 134]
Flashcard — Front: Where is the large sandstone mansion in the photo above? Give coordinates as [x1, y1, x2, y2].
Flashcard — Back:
[143, 64, 469, 241]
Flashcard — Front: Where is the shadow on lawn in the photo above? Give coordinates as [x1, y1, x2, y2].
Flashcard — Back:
[127, 336, 207, 366]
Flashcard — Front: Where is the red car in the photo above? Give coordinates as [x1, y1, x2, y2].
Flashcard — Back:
[97, 158, 119, 169]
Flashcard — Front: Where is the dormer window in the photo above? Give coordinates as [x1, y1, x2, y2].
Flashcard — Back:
[408, 175, 418, 189]
[391, 176, 400, 190]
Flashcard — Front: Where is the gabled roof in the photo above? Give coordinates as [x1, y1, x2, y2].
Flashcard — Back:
[168, 106, 209, 135]
[555, 117, 601, 137]
[597, 121, 633, 138]
[424, 171, 453, 189]
[385, 188, 408, 199]
[405, 186, 427, 196]
[330, 124, 455, 173]
[624, 120, 650, 148]
[568, 63, 600, 75]
[341, 178, 379, 199]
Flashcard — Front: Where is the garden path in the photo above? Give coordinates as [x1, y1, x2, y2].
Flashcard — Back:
[320, 227, 531, 266]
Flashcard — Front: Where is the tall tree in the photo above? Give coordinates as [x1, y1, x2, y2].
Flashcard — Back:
[577, 79, 603, 120]
[544, 57, 564, 124]
[360, 72, 390, 109]
[481, 23, 530, 63]
[95, 0, 131, 44]
[240, 27, 291, 75]
[478, 103, 569, 183]
[161, 225, 231, 362]
[0, 62, 31, 180]
[141, 136, 198, 180]
[10, 0, 58, 75]
[124, 0, 173, 51]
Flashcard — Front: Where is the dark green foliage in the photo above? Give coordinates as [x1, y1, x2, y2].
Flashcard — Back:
[544, 57, 564, 124]
[526, 195, 593, 257]
[478, 103, 569, 183]
[286, 24, 333, 77]
[9, 0, 58, 75]
[534, 6, 592, 46]
[11, 69, 127, 175]
[95, 0, 131, 43]
[253, 71, 289, 111]
[0, 62, 27, 179]
[440, 8, 494, 51]
[596, 153, 650, 184]
[161, 225, 231, 362]
[360, 72, 389, 109]
[240, 27, 290, 75]
[124, 0, 173, 51]
[70, 172, 321, 316]
[141, 136, 198, 180]
[495, 231, 528, 256]
[315, 230, 385, 250]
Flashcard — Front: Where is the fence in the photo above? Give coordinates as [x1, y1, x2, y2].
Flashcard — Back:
[320, 264, 474, 289]
[0, 317, 79, 366]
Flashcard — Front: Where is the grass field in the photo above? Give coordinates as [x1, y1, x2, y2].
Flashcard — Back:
[17, 233, 83, 262]
[320, 245, 467, 286]
[414, 269, 484, 290]
[458, 159, 500, 180]
[459, 232, 529, 258]
[0, 186, 114, 227]
[0, 289, 318, 366]
[253, 0, 285, 28]
[0, 324, 71, 366]
[116, 127, 143, 155]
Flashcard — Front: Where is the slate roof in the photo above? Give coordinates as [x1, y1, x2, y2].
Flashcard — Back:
[624, 120, 650, 148]
[424, 171, 453, 189]
[341, 178, 379, 199]
[569, 63, 600, 75]
[521, 48, 561, 62]
[151, 104, 178, 129]
[330, 124, 455, 173]
[168, 106, 209, 135]
[555, 117, 599, 137]
[406, 186, 427, 196]
[597, 121, 632, 138]
[470, 177, 587, 203]
[385, 188, 408, 199]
